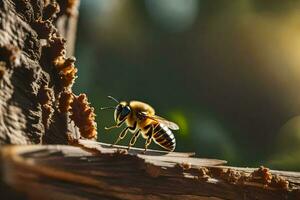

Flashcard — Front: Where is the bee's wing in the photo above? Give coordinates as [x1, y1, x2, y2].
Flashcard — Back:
[143, 114, 179, 130]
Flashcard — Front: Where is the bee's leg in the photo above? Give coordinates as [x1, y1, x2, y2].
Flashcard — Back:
[111, 126, 129, 147]
[127, 130, 141, 150]
[105, 120, 125, 131]
[143, 125, 154, 153]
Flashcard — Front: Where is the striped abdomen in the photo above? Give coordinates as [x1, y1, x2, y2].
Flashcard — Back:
[153, 123, 176, 151]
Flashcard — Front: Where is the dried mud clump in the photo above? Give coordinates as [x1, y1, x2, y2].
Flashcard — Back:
[176, 162, 192, 171]
[249, 166, 290, 190]
[43, 2, 60, 20]
[69, 94, 97, 139]
[43, 32, 77, 90]
[38, 83, 54, 129]
[204, 166, 290, 190]
[220, 168, 242, 184]
[32, 18, 56, 39]
[250, 166, 272, 185]
[57, 0, 79, 17]
[53, 56, 77, 88]
[198, 167, 210, 181]
[205, 167, 243, 184]
[58, 90, 73, 113]
[236, 172, 249, 185]
[48, 35, 66, 59]
[40, 32, 77, 90]
[270, 175, 289, 190]
[181, 162, 192, 170]
[208, 167, 226, 178]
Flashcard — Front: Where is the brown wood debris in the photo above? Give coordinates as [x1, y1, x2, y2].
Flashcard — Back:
[32, 18, 56, 39]
[69, 94, 97, 139]
[249, 166, 290, 190]
[53, 55, 77, 88]
[58, 90, 73, 113]
[56, 0, 79, 17]
[43, 2, 60, 20]
[197, 167, 210, 181]
[37, 83, 54, 129]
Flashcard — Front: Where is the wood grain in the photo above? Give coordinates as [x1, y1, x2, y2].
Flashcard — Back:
[1, 140, 299, 200]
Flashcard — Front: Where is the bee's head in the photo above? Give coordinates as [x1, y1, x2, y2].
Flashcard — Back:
[101, 96, 131, 123]
[114, 102, 131, 123]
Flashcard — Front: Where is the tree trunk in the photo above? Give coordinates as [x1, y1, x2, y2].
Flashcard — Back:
[0, 0, 79, 145]
[0, 0, 80, 198]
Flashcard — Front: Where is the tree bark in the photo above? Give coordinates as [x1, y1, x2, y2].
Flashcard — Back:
[0, 0, 79, 145]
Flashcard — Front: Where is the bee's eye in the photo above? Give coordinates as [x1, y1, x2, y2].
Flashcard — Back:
[121, 106, 131, 116]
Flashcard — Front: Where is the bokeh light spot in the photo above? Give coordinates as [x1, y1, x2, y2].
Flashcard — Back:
[169, 111, 189, 137]
[145, 0, 199, 32]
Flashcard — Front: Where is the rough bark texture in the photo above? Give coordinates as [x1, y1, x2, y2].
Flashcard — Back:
[0, 0, 79, 145]
[1, 140, 300, 200]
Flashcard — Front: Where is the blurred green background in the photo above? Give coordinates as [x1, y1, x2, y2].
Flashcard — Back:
[74, 0, 300, 171]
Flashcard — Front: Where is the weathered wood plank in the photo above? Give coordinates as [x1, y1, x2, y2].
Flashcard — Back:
[1, 140, 299, 200]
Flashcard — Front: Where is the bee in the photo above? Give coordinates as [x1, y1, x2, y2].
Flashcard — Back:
[101, 96, 179, 152]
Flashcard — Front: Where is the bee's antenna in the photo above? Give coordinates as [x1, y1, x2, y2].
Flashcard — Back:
[100, 106, 116, 110]
[107, 96, 120, 104]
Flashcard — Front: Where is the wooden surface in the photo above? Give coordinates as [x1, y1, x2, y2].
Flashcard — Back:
[1, 140, 300, 200]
